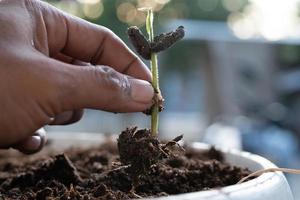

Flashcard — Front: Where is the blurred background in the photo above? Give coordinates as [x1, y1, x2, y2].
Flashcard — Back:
[44, 0, 300, 198]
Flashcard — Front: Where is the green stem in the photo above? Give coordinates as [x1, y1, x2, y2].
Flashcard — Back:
[150, 54, 159, 137]
[146, 9, 159, 137]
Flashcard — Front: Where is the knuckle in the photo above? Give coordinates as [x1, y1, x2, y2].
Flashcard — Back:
[100, 27, 115, 38]
[98, 27, 121, 46]
[123, 55, 139, 74]
[96, 66, 131, 97]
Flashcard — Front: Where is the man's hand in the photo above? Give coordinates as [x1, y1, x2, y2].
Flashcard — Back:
[0, 0, 154, 153]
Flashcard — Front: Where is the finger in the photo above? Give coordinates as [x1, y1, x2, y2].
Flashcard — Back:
[39, 2, 151, 81]
[53, 53, 90, 66]
[53, 52, 74, 64]
[50, 109, 84, 125]
[49, 58, 154, 113]
[13, 128, 46, 154]
[50, 54, 86, 125]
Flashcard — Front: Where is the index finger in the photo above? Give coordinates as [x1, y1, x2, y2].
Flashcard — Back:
[39, 1, 151, 81]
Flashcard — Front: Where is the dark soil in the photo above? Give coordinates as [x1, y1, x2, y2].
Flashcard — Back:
[117, 127, 183, 182]
[0, 128, 252, 200]
[117, 127, 168, 180]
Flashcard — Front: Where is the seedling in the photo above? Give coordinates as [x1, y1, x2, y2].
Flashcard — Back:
[117, 9, 185, 190]
[127, 10, 300, 187]
[127, 8, 184, 137]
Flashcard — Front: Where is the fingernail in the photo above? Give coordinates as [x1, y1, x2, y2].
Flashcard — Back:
[130, 79, 154, 103]
[22, 135, 42, 152]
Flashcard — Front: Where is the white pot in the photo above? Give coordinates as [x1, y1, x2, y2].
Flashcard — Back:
[47, 132, 294, 200]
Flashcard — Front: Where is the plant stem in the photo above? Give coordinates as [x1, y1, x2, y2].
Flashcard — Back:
[146, 9, 160, 137]
[150, 54, 159, 137]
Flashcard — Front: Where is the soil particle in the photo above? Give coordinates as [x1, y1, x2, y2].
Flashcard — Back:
[36, 187, 52, 200]
[143, 91, 164, 116]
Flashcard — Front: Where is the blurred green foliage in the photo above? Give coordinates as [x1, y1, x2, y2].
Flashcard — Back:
[46, 0, 248, 74]
[46, 0, 300, 72]
[47, 0, 242, 39]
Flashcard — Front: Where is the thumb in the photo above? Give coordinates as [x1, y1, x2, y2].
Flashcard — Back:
[57, 63, 154, 113]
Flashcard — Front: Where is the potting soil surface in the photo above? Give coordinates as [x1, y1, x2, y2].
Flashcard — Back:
[0, 139, 252, 199]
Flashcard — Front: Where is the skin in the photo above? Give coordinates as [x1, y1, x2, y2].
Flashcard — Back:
[0, 0, 154, 154]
